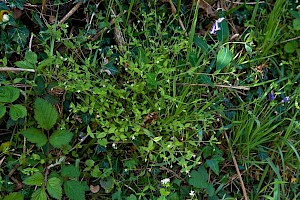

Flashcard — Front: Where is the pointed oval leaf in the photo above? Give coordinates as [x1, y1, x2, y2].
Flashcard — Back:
[0, 86, 20, 103]
[217, 20, 229, 43]
[31, 188, 47, 200]
[22, 127, 47, 147]
[216, 47, 232, 71]
[49, 130, 73, 148]
[23, 172, 44, 186]
[47, 177, 62, 200]
[9, 104, 27, 121]
[34, 98, 58, 130]
[194, 36, 209, 53]
[0, 104, 6, 119]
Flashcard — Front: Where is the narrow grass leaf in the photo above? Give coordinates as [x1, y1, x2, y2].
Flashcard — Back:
[46, 177, 62, 200]
[9, 104, 27, 121]
[216, 47, 232, 71]
[34, 98, 58, 130]
[22, 128, 47, 147]
[0, 86, 20, 103]
[49, 130, 73, 148]
[23, 172, 44, 186]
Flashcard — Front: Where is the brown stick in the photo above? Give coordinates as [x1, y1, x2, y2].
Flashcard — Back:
[224, 132, 249, 200]
[58, 1, 82, 25]
[0, 67, 35, 72]
[176, 83, 250, 90]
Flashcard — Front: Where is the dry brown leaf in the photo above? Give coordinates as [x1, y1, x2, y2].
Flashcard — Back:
[90, 185, 100, 193]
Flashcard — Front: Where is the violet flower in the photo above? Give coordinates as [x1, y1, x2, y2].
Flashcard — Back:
[268, 92, 275, 101]
[281, 96, 290, 103]
[210, 18, 225, 35]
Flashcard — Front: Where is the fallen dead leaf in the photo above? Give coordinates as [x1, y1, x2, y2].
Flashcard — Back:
[90, 185, 100, 193]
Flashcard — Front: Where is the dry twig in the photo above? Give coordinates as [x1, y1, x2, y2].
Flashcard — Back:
[0, 67, 35, 72]
[58, 1, 82, 25]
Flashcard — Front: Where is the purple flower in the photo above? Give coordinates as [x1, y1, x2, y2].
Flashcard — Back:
[281, 96, 290, 103]
[268, 92, 275, 101]
[210, 18, 225, 35]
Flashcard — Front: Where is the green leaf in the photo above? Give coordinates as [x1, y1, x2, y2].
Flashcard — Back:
[293, 18, 300, 30]
[0, 86, 20, 103]
[61, 165, 80, 178]
[15, 60, 34, 69]
[0, 2, 10, 10]
[3, 192, 24, 200]
[22, 127, 47, 147]
[64, 180, 87, 200]
[31, 188, 47, 200]
[9, 104, 27, 121]
[217, 20, 229, 43]
[49, 129, 73, 148]
[34, 98, 58, 130]
[145, 73, 157, 89]
[197, 74, 215, 87]
[206, 159, 221, 175]
[7, 25, 29, 48]
[284, 41, 298, 53]
[23, 172, 44, 186]
[47, 177, 62, 200]
[188, 166, 209, 189]
[194, 36, 209, 53]
[25, 51, 38, 64]
[216, 47, 232, 71]
[189, 52, 199, 67]
[100, 176, 115, 193]
[0, 104, 6, 118]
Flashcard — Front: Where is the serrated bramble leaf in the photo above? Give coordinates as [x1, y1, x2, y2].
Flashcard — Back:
[3, 192, 24, 200]
[31, 188, 47, 200]
[64, 180, 87, 200]
[34, 98, 58, 130]
[7, 25, 29, 48]
[9, 104, 27, 121]
[49, 130, 73, 148]
[0, 104, 6, 118]
[47, 177, 62, 200]
[23, 172, 44, 186]
[216, 47, 232, 71]
[15, 60, 34, 69]
[61, 165, 80, 178]
[22, 127, 47, 147]
[0, 86, 20, 103]
[188, 166, 209, 189]
[25, 51, 38, 64]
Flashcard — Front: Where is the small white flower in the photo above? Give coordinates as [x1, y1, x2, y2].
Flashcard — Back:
[189, 190, 195, 197]
[131, 135, 135, 140]
[112, 143, 117, 149]
[161, 178, 170, 185]
[2, 14, 9, 23]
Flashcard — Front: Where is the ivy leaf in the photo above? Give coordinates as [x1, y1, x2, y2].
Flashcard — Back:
[9, 104, 27, 121]
[188, 166, 209, 189]
[0, 104, 6, 119]
[64, 180, 88, 200]
[47, 177, 62, 200]
[34, 98, 58, 130]
[0, 86, 20, 103]
[216, 47, 232, 71]
[22, 127, 47, 147]
[205, 155, 224, 175]
[3, 192, 24, 200]
[31, 188, 47, 200]
[7, 25, 29, 48]
[217, 20, 229, 43]
[49, 130, 73, 148]
[61, 165, 80, 178]
[23, 172, 44, 186]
